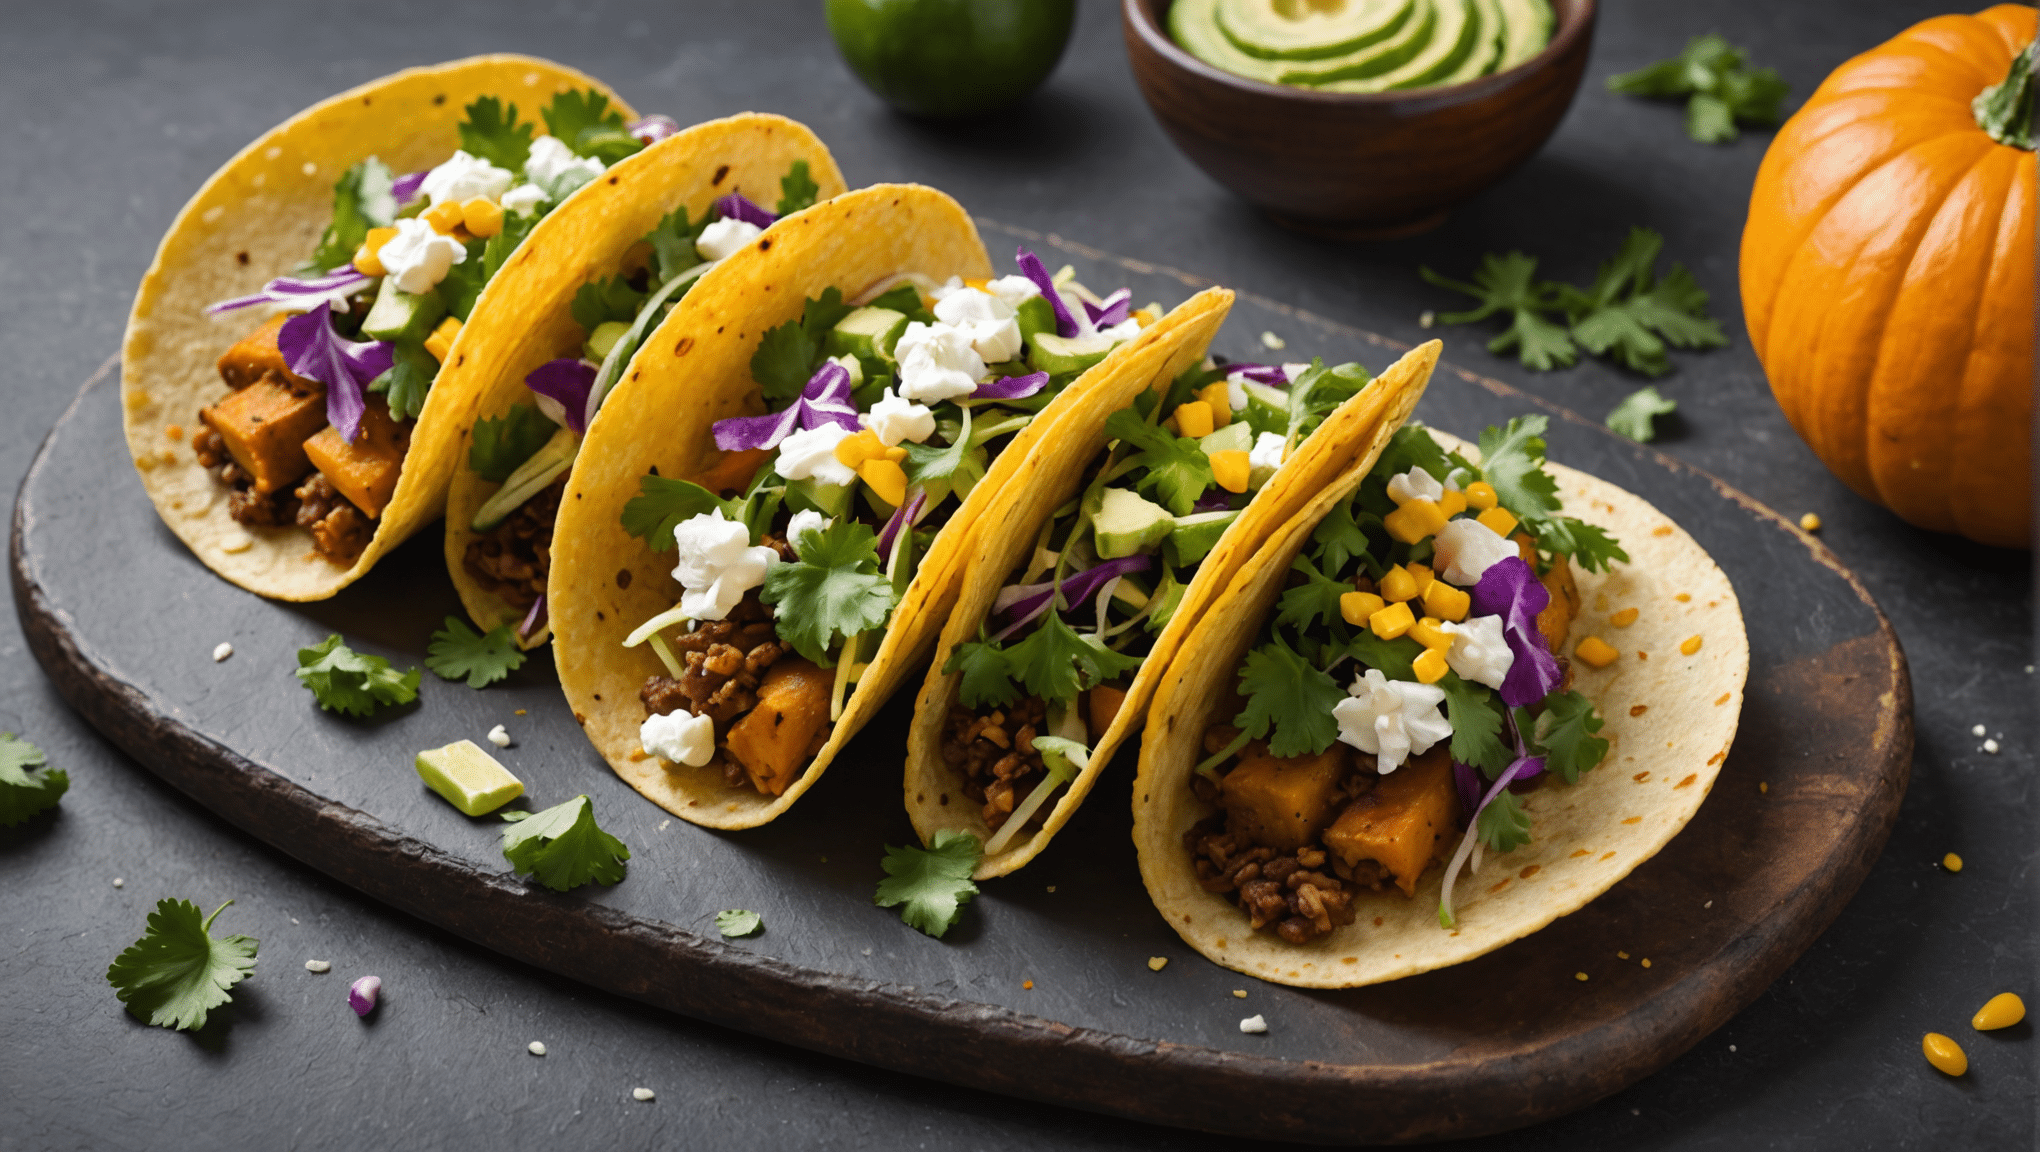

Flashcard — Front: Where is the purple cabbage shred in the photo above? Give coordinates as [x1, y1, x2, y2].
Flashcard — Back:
[204, 269, 372, 316]
[1224, 363, 1293, 387]
[1084, 288, 1131, 330]
[993, 555, 1152, 641]
[712, 192, 776, 229]
[972, 370, 1049, 401]
[1468, 556, 1562, 708]
[348, 974, 381, 1017]
[518, 594, 548, 639]
[628, 115, 680, 145]
[278, 301, 395, 443]
[1014, 246, 1078, 338]
[525, 358, 598, 435]
[712, 359, 859, 451]
[876, 491, 928, 560]
[391, 170, 427, 205]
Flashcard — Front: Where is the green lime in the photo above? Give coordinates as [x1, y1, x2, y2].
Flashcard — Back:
[826, 0, 1077, 118]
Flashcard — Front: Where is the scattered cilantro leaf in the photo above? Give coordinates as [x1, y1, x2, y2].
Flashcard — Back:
[469, 403, 557, 483]
[0, 733, 66, 827]
[1476, 789, 1534, 853]
[944, 640, 1023, 711]
[643, 206, 706, 287]
[1525, 692, 1609, 783]
[307, 158, 396, 274]
[367, 340, 436, 422]
[1607, 386, 1678, 442]
[760, 520, 898, 665]
[874, 829, 981, 938]
[999, 613, 1143, 706]
[715, 909, 763, 938]
[621, 475, 724, 551]
[1557, 229, 1724, 376]
[775, 160, 820, 216]
[1275, 554, 1351, 633]
[458, 96, 534, 173]
[426, 617, 527, 688]
[1608, 35, 1789, 144]
[499, 796, 630, 892]
[1438, 676, 1511, 775]
[571, 276, 646, 332]
[295, 635, 420, 718]
[1233, 639, 1343, 758]
[1421, 254, 1578, 371]
[482, 207, 540, 282]
[105, 899, 258, 1032]
[1106, 408, 1213, 515]
[901, 406, 986, 495]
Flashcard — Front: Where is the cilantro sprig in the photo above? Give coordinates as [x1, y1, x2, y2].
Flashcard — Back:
[306, 158, 395, 275]
[875, 829, 981, 938]
[541, 90, 639, 164]
[1420, 254, 1577, 372]
[1478, 416, 1629, 573]
[1232, 638, 1342, 759]
[426, 617, 527, 688]
[296, 635, 420, 718]
[1607, 385, 1678, 442]
[759, 521, 899, 666]
[500, 796, 631, 892]
[752, 288, 854, 400]
[643, 206, 709, 287]
[1608, 34, 1789, 144]
[0, 733, 66, 827]
[1477, 789, 1534, 852]
[775, 160, 821, 216]
[715, 909, 764, 937]
[1105, 408, 1212, 515]
[571, 276, 646, 332]
[1522, 692, 1610, 783]
[105, 899, 258, 1032]
[458, 96, 535, 173]
[470, 403, 556, 483]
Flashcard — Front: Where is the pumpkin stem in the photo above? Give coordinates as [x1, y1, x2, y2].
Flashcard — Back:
[1974, 38, 2037, 150]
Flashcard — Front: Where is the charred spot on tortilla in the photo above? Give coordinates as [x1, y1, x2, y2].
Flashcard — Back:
[236, 252, 249, 265]
[713, 164, 730, 185]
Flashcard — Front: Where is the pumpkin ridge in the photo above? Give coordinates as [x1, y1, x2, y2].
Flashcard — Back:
[1947, 153, 2034, 546]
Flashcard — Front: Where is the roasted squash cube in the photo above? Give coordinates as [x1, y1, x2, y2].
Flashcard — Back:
[1324, 746, 1460, 896]
[216, 314, 309, 391]
[724, 658, 833, 797]
[302, 396, 409, 519]
[1220, 744, 1351, 852]
[1516, 536, 1580, 653]
[199, 370, 326, 494]
[1088, 684, 1128, 736]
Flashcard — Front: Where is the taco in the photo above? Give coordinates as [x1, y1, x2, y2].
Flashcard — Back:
[549, 183, 1234, 828]
[905, 335, 1442, 878]
[123, 55, 681, 599]
[442, 114, 845, 647]
[1132, 417, 1748, 988]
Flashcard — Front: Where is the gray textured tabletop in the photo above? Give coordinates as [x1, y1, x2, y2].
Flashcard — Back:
[3, 1, 2033, 1149]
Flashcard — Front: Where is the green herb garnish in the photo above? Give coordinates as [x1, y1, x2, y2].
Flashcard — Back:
[1607, 34, 1789, 144]
[715, 909, 764, 938]
[875, 830, 981, 938]
[1607, 385, 1678, 442]
[759, 520, 898, 666]
[105, 899, 258, 1032]
[295, 635, 420, 718]
[500, 796, 631, 892]
[0, 733, 66, 827]
[426, 617, 527, 689]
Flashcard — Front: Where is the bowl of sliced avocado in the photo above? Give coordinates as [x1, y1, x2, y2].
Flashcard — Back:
[1122, 0, 1595, 236]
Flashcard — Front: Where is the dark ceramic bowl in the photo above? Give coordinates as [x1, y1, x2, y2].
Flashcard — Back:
[1123, 0, 1597, 237]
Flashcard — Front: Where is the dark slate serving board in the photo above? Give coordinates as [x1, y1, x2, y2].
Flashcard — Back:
[13, 228, 1909, 1145]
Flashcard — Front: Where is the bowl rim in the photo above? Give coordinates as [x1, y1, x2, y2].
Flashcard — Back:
[1123, 0, 1598, 107]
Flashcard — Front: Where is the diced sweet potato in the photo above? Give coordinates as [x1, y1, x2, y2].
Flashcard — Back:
[724, 658, 832, 796]
[691, 447, 774, 497]
[1220, 744, 1351, 852]
[302, 396, 410, 519]
[199, 371, 326, 494]
[216, 315, 310, 390]
[1515, 536, 1580, 654]
[1088, 684, 1128, 735]
[1324, 746, 1459, 897]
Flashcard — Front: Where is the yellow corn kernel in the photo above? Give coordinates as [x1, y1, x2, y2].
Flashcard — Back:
[859, 457, 908, 506]
[1575, 636, 1620, 668]
[352, 226, 398, 276]
[1339, 591, 1385, 627]
[1465, 480, 1498, 510]
[460, 197, 503, 239]
[1409, 616, 1453, 651]
[1405, 562, 1434, 595]
[1422, 580, 1471, 623]
[1378, 565, 1420, 602]
[1943, 852, 1964, 873]
[1972, 992, 2026, 1031]
[1438, 489, 1467, 517]
[1477, 505, 1519, 538]
[1610, 607, 1640, 628]
[1369, 601, 1415, 640]
[1680, 634, 1704, 656]
[884, 445, 908, 463]
[423, 315, 463, 362]
[1922, 1033, 1967, 1077]
[964, 277, 989, 290]
[1799, 512, 1822, 532]
[1383, 498, 1448, 544]
[1413, 647, 1448, 684]
[1175, 400, 1215, 439]
[422, 201, 466, 234]
[1210, 449, 1250, 493]
[1133, 307, 1160, 327]
[1197, 382, 1233, 426]
[834, 428, 884, 469]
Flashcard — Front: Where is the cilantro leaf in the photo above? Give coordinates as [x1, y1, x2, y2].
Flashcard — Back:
[776, 160, 820, 216]
[1421, 254, 1577, 371]
[307, 158, 396, 274]
[0, 733, 66, 827]
[1343, 630, 1422, 681]
[1558, 230, 1725, 376]
[1525, 692, 1609, 783]
[426, 616, 527, 688]
[643, 206, 707, 287]
[750, 288, 853, 401]
[458, 96, 534, 173]
[1284, 359, 1373, 441]
[541, 89, 637, 163]
[1626, 265, 1729, 351]
[621, 475, 724, 551]
[760, 520, 898, 665]
[1687, 93, 1738, 144]
[470, 403, 557, 483]
[1529, 515, 1630, 574]
[999, 613, 1144, 706]
[1309, 495, 1371, 575]
[367, 340, 436, 422]
[482, 206, 540, 282]
[1607, 386, 1678, 442]
[499, 795, 630, 891]
[1275, 554, 1351, 633]
[105, 899, 258, 1032]
[1234, 639, 1343, 758]
[1438, 676, 1511, 775]
[1477, 789, 1534, 853]
[715, 909, 763, 938]
[901, 406, 987, 498]
[295, 635, 420, 718]
[1105, 408, 1213, 515]
[571, 276, 646, 332]
[1477, 415, 1562, 522]
[944, 639, 1022, 710]
[432, 238, 490, 322]
[875, 829, 981, 938]
[1608, 35, 1788, 144]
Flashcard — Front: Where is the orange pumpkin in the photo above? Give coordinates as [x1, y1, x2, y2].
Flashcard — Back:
[1742, 5, 2035, 548]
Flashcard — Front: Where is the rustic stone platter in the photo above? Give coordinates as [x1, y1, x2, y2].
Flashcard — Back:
[14, 235, 1909, 1145]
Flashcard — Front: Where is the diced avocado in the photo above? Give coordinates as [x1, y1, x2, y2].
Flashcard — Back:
[1030, 331, 1121, 377]
[1198, 422, 1253, 457]
[583, 320, 631, 363]
[826, 306, 908, 362]
[1164, 509, 1240, 567]
[1014, 295, 1059, 346]
[787, 475, 855, 518]
[831, 352, 864, 388]
[1240, 381, 1289, 436]
[361, 280, 446, 343]
[1094, 487, 1175, 559]
[416, 739, 525, 816]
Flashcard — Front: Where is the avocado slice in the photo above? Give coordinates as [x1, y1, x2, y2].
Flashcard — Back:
[361, 280, 447, 343]
[1199, 421, 1253, 457]
[826, 306, 908, 362]
[1430, 0, 1505, 86]
[1494, 0, 1553, 71]
[1280, 0, 1440, 86]
[1029, 331, 1120, 376]
[1014, 295, 1060, 347]
[584, 320, 630, 363]
[1324, 0, 1479, 91]
[1219, 0, 1416, 61]
[1165, 509, 1240, 567]
[1094, 487, 1175, 559]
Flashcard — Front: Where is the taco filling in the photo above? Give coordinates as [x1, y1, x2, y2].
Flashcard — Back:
[194, 91, 668, 566]
[458, 160, 827, 634]
[621, 249, 1161, 796]
[939, 355, 1386, 855]
[1185, 418, 1629, 942]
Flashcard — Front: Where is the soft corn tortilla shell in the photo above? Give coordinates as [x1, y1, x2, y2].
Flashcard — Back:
[907, 340, 1440, 879]
[1133, 428, 1750, 988]
[554, 183, 1060, 829]
[122, 55, 632, 601]
[443, 114, 847, 648]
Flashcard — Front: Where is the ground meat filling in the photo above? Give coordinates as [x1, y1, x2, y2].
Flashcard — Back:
[462, 474, 566, 610]
[192, 411, 372, 566]
[1185, 821, 1363, 945]
[940, 697, 1049, 831]
[193, 424, 299, 527]
[292, 473, 372, 565]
